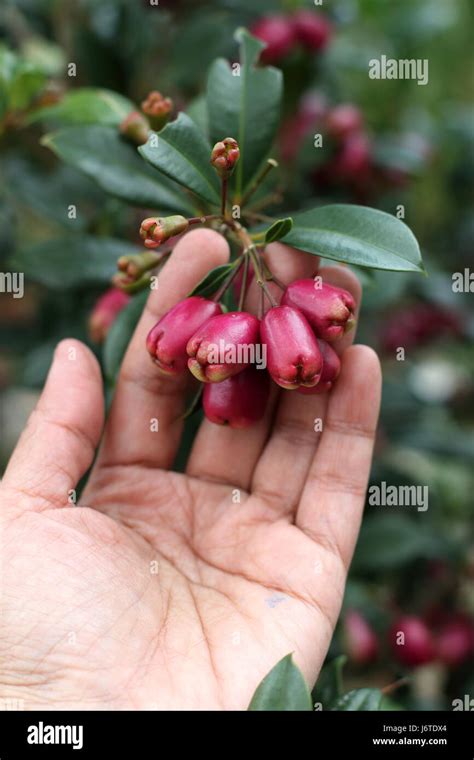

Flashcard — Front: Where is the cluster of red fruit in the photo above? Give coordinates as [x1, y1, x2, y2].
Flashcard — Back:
[281, 96, 372, 189]
[251, 10, 332, 64]
[344, 610, 474, 669]
[145, 278, 356, 428]
[380, 303, 461, 354]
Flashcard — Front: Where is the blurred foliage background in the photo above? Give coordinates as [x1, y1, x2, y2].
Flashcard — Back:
[0, 0, 473, 710]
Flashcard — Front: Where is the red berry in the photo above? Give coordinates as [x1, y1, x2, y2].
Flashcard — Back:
[88, 287, 130, 343]
[293, 10, 332, 52]
[146, 297, 222, 375]
[203, 367, 270, 428]
[297, 339, 341, 394]
[436, 617, 473, 668]
[332, 132, 372, 180]
[344, 609, 379, 665]
[389, 616, 435, 667]
[325, 104, 364, 141]
[187, 311, 260, 383]
[282, 279, 356, 342]
[261, 305, 323, 389]
[251, 16, 296, 64]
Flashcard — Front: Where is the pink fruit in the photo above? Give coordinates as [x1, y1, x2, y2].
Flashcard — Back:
[282, 279, 356, 342]
[332, 132, 372, 180]
[88, 287, 130, 343]
[187, 311, 260, 383]
[344, 609, 379, 665]
[325, 104, 363, 140]
[251, 15, 296, 64]
[203, 367, 270, 428]
[261, 305, 322, 389]
[297, 339, 341, 394]
[146, 297, 222, 374]
[436, 617, 474, 668]
[389, 616, 435, 667]
[293, 10, 332, 52]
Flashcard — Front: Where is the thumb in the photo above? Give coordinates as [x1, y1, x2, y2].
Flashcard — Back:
[2, 339, 104, 513]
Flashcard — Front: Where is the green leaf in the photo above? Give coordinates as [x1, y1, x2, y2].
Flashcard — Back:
[103, 290, 148, 383]
[42, 126, 191, 212]
[282, 205, 424, 272]
[139, 113, 220, 206]
[248, 654, 312, 711]
[10, 236, 141, 289]
[311, 655, 347, 709]
[352, 514, 443, 573]
[331, 688, 383, 711]
[206, 28, 283, 196]
[28, 87, 134, 126]
[188, 263, 236, 298]
[186, 95, 209, 138]
[265, 217, 293, 244]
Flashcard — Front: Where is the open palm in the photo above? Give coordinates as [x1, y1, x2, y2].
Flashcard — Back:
[0, 230, 381, 710]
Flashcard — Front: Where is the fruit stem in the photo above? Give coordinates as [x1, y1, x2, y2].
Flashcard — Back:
[212, 257, 244, 302]
[240, 159, 278, 208]
[237, 253, 250, 311]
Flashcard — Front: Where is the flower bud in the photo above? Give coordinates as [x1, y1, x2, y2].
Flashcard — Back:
[117, 251, 162, 280]
[251, 15, 296, 64]
[343, 610, 379, 666]
[261, 305, 322, 389]
[282, 279, 356, 342]
[210, 138, 240, 178]
[119, 110, 150, 145]
[187, 311, 260, 383]
[389, 616, 435, 667]
[297, 339, 341, 394]
[139, 215, 189, 249]
[203, 367, 270, 428]
[293, 11, 332, 52]
[141, 90, 173, 130]
[88, 287, 130, 343]
[146, 297, 222, 375]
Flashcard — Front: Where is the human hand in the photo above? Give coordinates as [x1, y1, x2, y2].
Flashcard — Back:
[0, 229, 381, 710]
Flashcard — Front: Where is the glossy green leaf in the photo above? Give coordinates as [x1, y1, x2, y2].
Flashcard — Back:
[265, 217, 293, 244]
[311, 655, 347, 709]
[42, 126, 191, 212]
[282, 205, 424, 272]
[139, 113, 220, 206]
[206, 28, 283, 196]
[10, 236, 141, 288]
[28, 87, 134, 126]
[248, 654, 312, 711]
[103, 290, 148, 383]
[331, 688, 383, 711]
[188, 263, 236, 298]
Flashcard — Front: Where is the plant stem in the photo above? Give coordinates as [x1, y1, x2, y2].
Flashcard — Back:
[187, 214, 221, 225]
[237, 253, 250, 311]
[240, 159, 278, 208]
[212, 257, 244, 302]
[221, 177, 228, 217]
